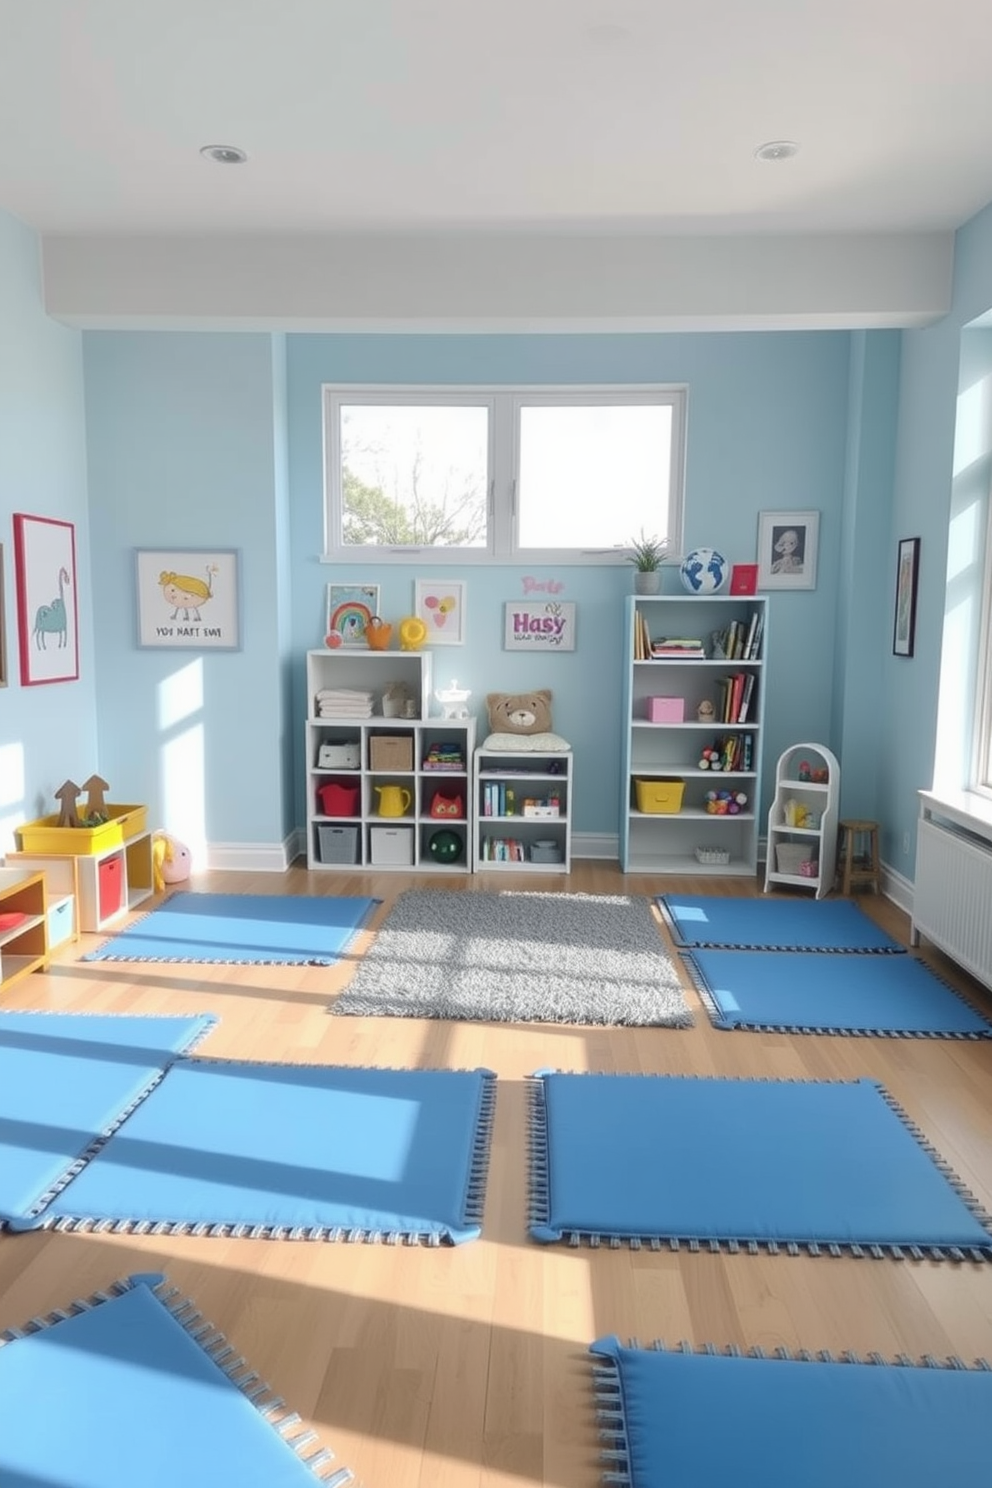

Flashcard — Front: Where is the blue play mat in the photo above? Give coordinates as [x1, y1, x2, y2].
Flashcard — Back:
[0, 1274, 353, 1487]
[590, 1336, 992, 1488]
[33, 1059, 496, 1244]
[685, 949, 992, 1037]
[82, 891, 379, 964]
[528, 1071, 992, 1257]
[0, 1012, 214, 1229]
[657, 893, 903, 951]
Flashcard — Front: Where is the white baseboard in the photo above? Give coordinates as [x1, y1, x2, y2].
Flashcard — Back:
[880, 860, 913, 917]
[571, 832, 619, 860]
[205, 835, 298, 873]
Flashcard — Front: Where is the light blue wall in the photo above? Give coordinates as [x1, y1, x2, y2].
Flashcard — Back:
[0, 208, 95, 853]
[881, 199, 992, 872]
[83, 331, 292, 856]
[832, 331, 901, 821]
[287, 332, 854, 835]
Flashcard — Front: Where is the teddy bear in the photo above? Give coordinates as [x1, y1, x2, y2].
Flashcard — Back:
[486, 689, 554, 735]
[483, 690, 571, 753]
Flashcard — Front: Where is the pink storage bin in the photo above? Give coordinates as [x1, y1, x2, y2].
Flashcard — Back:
[647, 696, 685, 723]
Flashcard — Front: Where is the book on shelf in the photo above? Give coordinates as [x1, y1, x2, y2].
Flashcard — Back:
[715, 672, 757, 724]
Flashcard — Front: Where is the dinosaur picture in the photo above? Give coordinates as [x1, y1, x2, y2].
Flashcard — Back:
[13, 513, 80, 685]
[33, 565, 71, 648]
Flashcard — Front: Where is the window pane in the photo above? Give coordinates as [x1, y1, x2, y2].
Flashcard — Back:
[517, 404, 674, 549]
[340, 405, 489, 549]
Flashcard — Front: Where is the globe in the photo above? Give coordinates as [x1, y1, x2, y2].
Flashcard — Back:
[680, 547, 728, 595]
[428, 828, 464, 865]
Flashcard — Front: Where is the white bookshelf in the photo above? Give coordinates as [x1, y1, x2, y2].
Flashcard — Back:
[620, 595, 768, 876]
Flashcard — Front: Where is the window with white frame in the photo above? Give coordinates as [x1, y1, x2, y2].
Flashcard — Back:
[322, 386, 686, 563]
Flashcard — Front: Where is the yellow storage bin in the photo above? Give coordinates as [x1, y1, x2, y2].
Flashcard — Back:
[16, 803, 147, 855]
[634, 777, 686, 814]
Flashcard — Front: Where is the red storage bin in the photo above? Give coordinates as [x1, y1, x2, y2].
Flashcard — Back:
[318, 781, 360, 817]
[98, 852, 125, 921]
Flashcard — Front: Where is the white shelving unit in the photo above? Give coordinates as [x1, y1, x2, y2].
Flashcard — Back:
[764, 742, 840, 899]
[620, 594, 768, 876]
[305, 648, 475, 873]
[472, 746, 572, 872]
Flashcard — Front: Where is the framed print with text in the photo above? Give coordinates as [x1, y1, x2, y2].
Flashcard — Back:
[135, 548, 241, 649]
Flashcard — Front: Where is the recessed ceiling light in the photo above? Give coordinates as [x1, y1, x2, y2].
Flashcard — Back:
[199, 144, 248, 165]
[754, 140, 799, 163]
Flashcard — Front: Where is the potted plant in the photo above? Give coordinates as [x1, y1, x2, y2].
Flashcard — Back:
[628, 532, 668, 594]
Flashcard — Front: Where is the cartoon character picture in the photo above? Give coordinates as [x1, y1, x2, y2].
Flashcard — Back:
[33, 565, 71, 649]
[158, 564, 218, 622]
[770, 527, 804, 575]
[136, 549, 241, 649]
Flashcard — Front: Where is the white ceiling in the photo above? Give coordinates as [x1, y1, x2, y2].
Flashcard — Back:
[3, 0, 992, 238]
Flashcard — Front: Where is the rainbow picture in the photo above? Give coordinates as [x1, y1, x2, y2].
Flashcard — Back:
[325, 583, 379, 646]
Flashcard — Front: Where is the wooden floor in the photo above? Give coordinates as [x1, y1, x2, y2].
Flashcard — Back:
[3, 862, 992, 1486]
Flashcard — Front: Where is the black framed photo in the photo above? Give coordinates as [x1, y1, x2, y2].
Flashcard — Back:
[893, 537, 920, 658]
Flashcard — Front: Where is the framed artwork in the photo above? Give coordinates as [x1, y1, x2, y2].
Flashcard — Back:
[504, 600, 577, 652]
[414, 578, 466, 646]
[326, 583, 380, 647]
[0, 543, 7, 687]
[135, 548, 241, 649]
[756, 510, 820, 591]
[730, 563, 758, 596]
[893, 536, 921, 658]
[13, 513, 80, 685]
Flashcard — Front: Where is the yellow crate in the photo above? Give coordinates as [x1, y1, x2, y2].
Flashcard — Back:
[107, 803, 148, 839]
[634, 777, 686, 814]
[16, 803, 147, 855]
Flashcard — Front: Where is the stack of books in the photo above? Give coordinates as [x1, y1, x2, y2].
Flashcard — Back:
[651, 636, 706, 659]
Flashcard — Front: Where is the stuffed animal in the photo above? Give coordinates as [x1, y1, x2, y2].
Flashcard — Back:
[152, 832, 192, 892]
[486, 690, 554, 736]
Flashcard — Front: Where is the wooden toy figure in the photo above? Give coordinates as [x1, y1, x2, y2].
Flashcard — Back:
[82, 774, 110, 822]
[54, 780, 82, 828]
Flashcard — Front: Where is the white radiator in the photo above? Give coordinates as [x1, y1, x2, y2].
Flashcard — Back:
[913, 816, 992, 991]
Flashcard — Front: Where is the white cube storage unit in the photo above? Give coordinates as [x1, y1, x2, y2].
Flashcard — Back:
[305, 649, 475, 873]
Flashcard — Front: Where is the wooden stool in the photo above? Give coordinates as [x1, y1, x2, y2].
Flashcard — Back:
[838, 819, 880, 895]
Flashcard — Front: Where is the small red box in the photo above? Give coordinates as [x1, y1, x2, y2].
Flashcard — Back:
[730, 563, 759, 595]
[647, 696, 685, 723]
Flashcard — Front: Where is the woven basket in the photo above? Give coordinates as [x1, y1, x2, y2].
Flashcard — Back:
[776, 842, 815, 875]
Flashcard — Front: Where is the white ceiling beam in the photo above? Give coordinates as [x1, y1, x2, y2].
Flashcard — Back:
[42, 230, 953, 332]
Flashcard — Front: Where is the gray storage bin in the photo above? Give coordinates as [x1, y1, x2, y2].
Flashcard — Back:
[530, 839, 563, 864]
[318, 824, 359, 865]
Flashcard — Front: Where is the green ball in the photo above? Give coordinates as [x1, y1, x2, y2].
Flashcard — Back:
[428, 829, 463, 864]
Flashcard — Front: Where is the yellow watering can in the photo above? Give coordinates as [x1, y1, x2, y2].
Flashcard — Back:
[375, 784, 412, 817]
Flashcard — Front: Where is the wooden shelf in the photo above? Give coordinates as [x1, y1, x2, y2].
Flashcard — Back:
[5, 827, 154, 932]
[0, 868, 48, 994]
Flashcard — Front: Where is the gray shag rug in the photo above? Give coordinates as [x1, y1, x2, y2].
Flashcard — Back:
[331, 889, 692, 1026]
